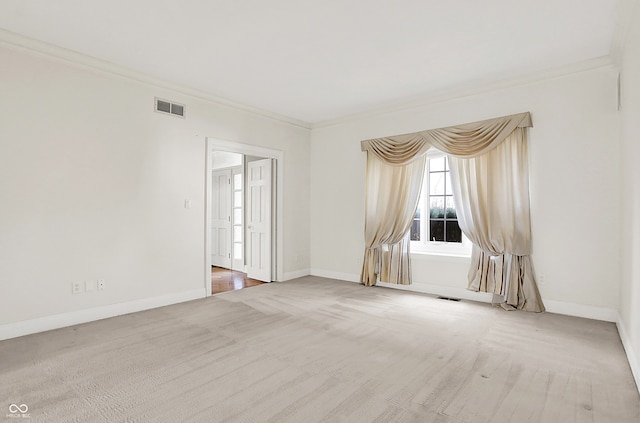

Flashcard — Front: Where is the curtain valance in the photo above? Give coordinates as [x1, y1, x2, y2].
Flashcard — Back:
[360, 112, 532, 164]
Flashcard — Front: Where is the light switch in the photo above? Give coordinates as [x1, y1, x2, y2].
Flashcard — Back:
[85, 280, 96, 292]
[184, 199, 192, 209]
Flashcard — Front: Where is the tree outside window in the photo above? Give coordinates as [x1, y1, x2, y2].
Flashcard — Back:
[411, 155, 465, 248]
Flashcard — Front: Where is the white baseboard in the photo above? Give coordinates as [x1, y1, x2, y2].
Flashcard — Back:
[616, 313, 640, 395]
[543, 299, 618, 322]
[0, 288, 206, 341]
[310, 270, 493, 302]
[379, 284, 618, 322]
[309, 268, 619, 322]
[377, 281, 495, 303]
[281, 269, 310, 281]
[310, 268, 360, 282]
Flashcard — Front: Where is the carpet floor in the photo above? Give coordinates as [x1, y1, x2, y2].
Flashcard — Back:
[1, 276, 639, 422]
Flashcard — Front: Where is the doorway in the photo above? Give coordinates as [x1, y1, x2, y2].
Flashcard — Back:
[205, 138, 283, 297]
[210, 152, 243, 271]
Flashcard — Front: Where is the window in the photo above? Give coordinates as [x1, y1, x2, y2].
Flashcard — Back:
[231, 169, 243, 267]
[411, 153, 471, 255]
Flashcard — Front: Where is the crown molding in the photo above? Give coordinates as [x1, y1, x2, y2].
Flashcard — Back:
[0, 28, 312, 130]
[0, 27, 622, 132]
[312, 56, 618, 129]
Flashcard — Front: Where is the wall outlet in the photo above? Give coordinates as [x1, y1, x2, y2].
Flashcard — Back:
[97, 279, 105, 290]
[538, 275, 546, 286]
[72, 281, 84, 294]
[85, 280, 96, 292]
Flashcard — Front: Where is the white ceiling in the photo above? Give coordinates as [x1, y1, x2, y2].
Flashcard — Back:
[0, 0, 620, 124]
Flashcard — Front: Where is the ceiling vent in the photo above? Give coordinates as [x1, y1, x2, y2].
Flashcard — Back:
[155, 97, 185, 118]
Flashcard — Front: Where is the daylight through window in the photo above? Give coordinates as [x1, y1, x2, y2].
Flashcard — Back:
[411, 155, 465, 250]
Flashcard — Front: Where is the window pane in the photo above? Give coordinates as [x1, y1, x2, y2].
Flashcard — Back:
[233, 173, 242, 189]
[429, 172, 445, 195]
[412, 207, 421, 241]
[233, 208, 242, 224]
[429, 196, 444, 218]
[446, 220, 462, 243]
[233, 225, 242, 240]
[445, 196, 457, 218]
[430, 220, 445, 241]
[234, 191, 242, 207]
[234, 243, 242, 259]
[410, 217, 420, 241]
[429, 156, 446, 171]
[445, 172, 454, 195]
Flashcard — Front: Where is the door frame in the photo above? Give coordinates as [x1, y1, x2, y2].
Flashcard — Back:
[205, 138, 284, 296]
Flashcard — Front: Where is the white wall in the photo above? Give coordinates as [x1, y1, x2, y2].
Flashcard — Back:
[0, 42, 310, 327]
[619, 0, 640, 390]
[211, 151, 243, 169]
[310, 65, 620, 311]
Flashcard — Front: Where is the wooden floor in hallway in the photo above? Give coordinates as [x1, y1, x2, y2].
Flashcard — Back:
[211, 266, 264, 294]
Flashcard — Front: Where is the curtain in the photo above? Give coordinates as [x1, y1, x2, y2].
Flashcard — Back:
[448, 128, 544, 312]
[361, 152, 425, 286]
[360, 112, 544, 312]
[362, 112, 532, 160]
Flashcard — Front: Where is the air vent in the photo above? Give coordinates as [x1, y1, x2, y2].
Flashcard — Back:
[437, 296, 461, 302]
[155, 97, 185, 118]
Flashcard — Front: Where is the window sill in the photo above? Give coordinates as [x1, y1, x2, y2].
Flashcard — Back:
[411, 238, 472, 259]
[410, 250, 472, 259]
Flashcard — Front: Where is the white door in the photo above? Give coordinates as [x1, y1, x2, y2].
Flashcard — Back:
[247, 159, 272, 282]
[211, 169, 231, 268]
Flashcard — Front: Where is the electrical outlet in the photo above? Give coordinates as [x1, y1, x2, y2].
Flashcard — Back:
[85, 280, 96, 292]
[538, 275, 546, 286]
[72, 281, 84, 294]
[98, 279, 105, 290]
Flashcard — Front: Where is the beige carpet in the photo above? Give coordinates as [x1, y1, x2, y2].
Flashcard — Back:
[1, 276, 638, 422]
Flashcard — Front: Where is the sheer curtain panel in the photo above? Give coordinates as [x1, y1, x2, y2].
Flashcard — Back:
[448, 128, 544, 312]
[361, 151, 425, 286]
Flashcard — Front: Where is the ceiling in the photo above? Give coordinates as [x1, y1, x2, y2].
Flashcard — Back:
[0, 0, 620, 124]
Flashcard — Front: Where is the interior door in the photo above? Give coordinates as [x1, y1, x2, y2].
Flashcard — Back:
[211, 169, 232, 268]
[247, 159, 272, 282]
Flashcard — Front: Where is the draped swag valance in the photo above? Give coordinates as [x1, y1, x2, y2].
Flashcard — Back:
[360, 112, 532, 164]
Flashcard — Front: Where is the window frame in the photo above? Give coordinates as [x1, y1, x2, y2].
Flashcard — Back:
[410, 151, 472, 257]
